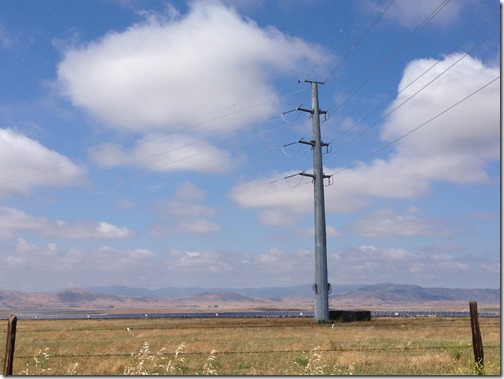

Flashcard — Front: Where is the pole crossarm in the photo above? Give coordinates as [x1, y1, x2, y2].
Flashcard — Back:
[299, 171, 332, 180]
[298, 139, 315, 147]
[297, 106, 328, 115]
[304, 79, 326, 85]
[299, 171, 315, 179]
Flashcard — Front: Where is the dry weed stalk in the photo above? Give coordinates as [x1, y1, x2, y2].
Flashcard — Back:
[198, 349, 218, 375]
[294, 346, 327, 375]
[123, 341, 187, 375]
[20, 347, 51, 375]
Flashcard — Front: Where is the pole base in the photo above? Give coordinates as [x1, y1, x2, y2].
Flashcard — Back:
[329, 310, 371, 322]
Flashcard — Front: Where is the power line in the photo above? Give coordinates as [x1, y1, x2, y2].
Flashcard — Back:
[326, 0, 452, 113]
[238, 20, 499, 197]
[100, 1, 496, 181]
[0, 85, 308, 188]
[325, 26, 499, 159]
[233, 75, 499, 203]
[326, 75, 500, 178]
[320, 0, 396, 84]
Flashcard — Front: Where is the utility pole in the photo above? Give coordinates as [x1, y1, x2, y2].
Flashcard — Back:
[297, 80, 330, 322]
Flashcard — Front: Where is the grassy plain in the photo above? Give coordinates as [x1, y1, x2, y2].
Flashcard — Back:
[1, 315, 500, 375]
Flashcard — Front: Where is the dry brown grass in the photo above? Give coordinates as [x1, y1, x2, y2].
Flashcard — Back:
[1, 316, 500, 375]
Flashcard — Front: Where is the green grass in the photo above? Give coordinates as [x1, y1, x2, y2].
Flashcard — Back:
[1, 316, 500, 375]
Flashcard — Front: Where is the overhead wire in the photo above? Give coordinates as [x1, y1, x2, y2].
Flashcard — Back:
[150, 112, 312, 173]
[324, 25, 499, 160]
[0, 84, 308, 188]
[230, 0, 399, 182]
[326, 0, 452, 113]
[326, 75, 500, 178]
[234, 75, 499, 203]
[0, 0, 442, 189]
[280, 0, 455, 180]
[303, 0, 395, 83]
[326, 16, 498, 148]
[138, 0, 496, 203]
[233, 4, 488, 201]
[0, 1, 496, 208]
[321, 0, 396, 84]
[234, 0, 401, 187]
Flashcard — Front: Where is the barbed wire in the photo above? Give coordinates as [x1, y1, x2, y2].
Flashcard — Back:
[11, 344, 500, 360]
[11, 318, 500, 333]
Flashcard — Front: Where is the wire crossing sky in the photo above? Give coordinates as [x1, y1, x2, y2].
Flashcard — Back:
[0, 0, 500, 292]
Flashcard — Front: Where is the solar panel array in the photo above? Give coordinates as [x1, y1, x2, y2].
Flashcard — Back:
[0, 310, 499, 321]
[371, 310, 500, 318]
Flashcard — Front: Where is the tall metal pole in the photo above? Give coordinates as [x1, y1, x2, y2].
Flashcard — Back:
[311, 81, 329, 322]
[298, 81, 329, 322]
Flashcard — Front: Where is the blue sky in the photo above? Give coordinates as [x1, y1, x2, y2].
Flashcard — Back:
[0, 0, 500, 292]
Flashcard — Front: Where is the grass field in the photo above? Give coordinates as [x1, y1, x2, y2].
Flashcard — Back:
[1, 316, 500, 375]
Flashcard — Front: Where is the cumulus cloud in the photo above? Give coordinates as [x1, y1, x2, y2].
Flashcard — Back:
[230, 53, 500, 220]
[0, 207, 132, 240]
[0, 240, 156, 290]
[298, 225, 341, 239]
[162, 247, 314, 286]
[1, 238, 498, 290]
[56, 1, 328, 133]
[165, 249, 233, 273]
[0, 128, 86, 197]
[381, 54, 499, 182]
[150, 182, 220, 235]
[0, 22, 16, 49]
[366, 0, 466, 28]
[328, 244, 498, 287]
[90, 133, 236, 173]
[350, 208, 452, 238]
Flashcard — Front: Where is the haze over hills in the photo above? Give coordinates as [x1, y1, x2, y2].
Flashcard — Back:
[0, 283, 499, 312]
[83, 283, 362, 298]
[334, 283, 500, 303]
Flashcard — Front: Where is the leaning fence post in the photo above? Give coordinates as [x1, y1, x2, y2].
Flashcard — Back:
[469, 301, 484, 374]
[3, 315, 17, 376]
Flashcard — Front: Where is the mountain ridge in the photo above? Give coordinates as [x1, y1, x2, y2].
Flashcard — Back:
[83, 283, 365, 298]
[336, 282, 500, 303]
[0, 283, 499, 311]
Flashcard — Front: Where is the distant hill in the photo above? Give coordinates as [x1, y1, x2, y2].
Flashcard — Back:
[62, 283, 502, 303]
[84, 284, 363, 298]
[191, 292, 255, 302]
[333, 283, 500, 303]
[56, 288, 107, 303]
[0, 283, 499, 311]
[0, 288, 122, 310]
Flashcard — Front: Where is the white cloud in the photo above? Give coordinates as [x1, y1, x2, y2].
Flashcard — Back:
[90, 133, 235, 174]
[0, 128, 87, 197]
[159, 247, 315, 287]
[382, 54, 499, 182]
[56, 1, 328, 133]
[258, 208, 300, 226]
[150, 182, 220, 235]
[298, 225, 341, 239]
[328, 244, 498, 287]
[0, 22, 16, 49]
[165, 249, 232, 272]
[151, 219, 220, 235]
[0, 240, 157, 290]
[351, 208, 452, 238]
[367, 0, 467, 28]
[230, 53, 500, 220]
[0, 207, 132, 240]
[0, 237, 498, 291]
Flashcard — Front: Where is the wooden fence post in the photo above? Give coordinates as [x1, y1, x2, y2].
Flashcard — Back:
[469, 301, 484, 374]
[3, 315, 17, 376]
